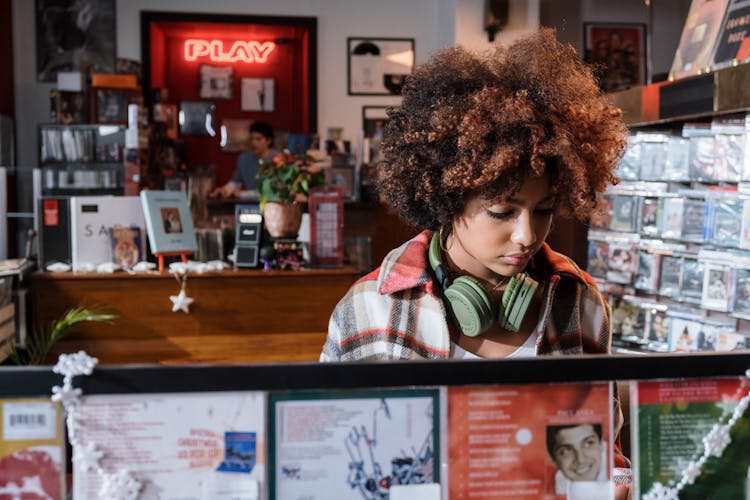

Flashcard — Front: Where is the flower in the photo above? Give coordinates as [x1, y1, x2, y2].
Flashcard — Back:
[257, 150, 326, 204]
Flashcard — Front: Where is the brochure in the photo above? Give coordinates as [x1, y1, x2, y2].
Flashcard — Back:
[269, 388, 441, 500]
[631, 377, 750, 499]
[73, 391, 265, 499]
[448, 382, 613, 499]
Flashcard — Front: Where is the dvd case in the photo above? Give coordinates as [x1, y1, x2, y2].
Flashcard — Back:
[587, 239, 609, 279]
[638, 134, 669, 181]
[712, 131, 744, 182]
[707, 198, 743, 247]
[701, 262, 733, 312]
[617, 135, 641, 181]
[660, 197, 684, 240]
[667, 314, 706, 352]
[685, 125, 717, 182]
[680, 257, 705, 302]
[658, 255, 682, 298]
[740, 199, 750, 250]
[664, 137, 691, 181]
[639, 197, 662, 237]
[590, 194, 613, 230]
[634, 251, 661, 293]
[606, 244, 636, 285]
[609, 195, 638, 232]
[681, 198, 707, 242]
[644, 309, 670, 346]
[732, 267, 750, 317]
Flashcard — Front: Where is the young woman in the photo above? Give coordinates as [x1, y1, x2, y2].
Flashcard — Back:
[321, 28, 630, 495]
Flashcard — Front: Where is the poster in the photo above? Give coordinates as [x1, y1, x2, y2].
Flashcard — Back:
[73, 391, 266, 499]
[448, 382, 613, 499]
[0, 399, 65, 499]
[631, 377, 750, 499]
[269, 388, 440, 500]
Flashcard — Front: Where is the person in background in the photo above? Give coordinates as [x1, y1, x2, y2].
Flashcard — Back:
[211, 121, 276, 199]
[320, 28, 631, 497]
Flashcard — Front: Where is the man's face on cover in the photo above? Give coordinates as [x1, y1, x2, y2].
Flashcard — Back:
[551, 424, 602, 481]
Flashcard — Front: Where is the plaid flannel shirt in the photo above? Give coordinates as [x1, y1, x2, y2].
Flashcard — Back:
[321, 230, 631, 475]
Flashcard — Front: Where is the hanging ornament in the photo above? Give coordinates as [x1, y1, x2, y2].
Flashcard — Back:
[169, 270, 194, 313]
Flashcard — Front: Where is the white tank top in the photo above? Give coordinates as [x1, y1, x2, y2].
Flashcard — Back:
[450, 329, 538, 359]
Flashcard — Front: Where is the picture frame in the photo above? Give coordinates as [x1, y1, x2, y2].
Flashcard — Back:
[582, 22, 646, 92]
[199, 64, 234, 100]
[220, 119, 252, 152]
[241, 78, 275, 112]
[91, 88, 133, 125]
[35, 0, 117, 82]
[325, 165, 359, 202]
[347, 37, 415, 95]
[140, 190, 198, 255]
[179, 101, 216, 136]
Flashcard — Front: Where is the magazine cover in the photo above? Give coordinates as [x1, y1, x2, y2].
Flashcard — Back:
[448, 382, 613, 499]
[269, 388, 440, 500]
[140, 190, 198, 254]
[631, 377, 750, 499]
[73, 391, 266, 499]
[669, 0, 731, 80]
[0, 399, 64, 499]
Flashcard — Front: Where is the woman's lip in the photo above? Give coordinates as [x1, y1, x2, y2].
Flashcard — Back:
[501, 254, 531, 265]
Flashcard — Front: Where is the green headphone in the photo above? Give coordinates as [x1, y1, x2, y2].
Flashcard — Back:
[428, 232, 539, 337]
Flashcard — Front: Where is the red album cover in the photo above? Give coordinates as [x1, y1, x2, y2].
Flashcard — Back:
[448, 382, 613, 499]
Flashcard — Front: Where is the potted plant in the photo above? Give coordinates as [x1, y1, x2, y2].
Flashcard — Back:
[257, 150, 326, 239]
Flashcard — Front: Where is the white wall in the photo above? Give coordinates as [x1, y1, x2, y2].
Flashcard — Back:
[456, 0, 540, 52]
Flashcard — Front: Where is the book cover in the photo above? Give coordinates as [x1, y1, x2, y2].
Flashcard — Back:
[669, 0, 731, 80]
[70, 196, 146, 271]
[448, 382, 613, 499]
[140, 190, 198, 254]
[0, 399, 65, 499]
[631, 377, 750, 499]
[73, 391, 265, 499]
[109, 225, 142, 269]
[269, 388, 441, 500]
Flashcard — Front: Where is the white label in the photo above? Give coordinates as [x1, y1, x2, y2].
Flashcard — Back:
[202, 476, 258, 500]
[390, 483, 441, 500]
[2, 402, 56, 440]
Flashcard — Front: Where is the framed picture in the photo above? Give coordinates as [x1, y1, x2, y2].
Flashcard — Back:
[361, 105, 389, 165]
[241, 78, 275, 112]
[199, 65, 234, 99]
[35, 0, 117, 82]
[347, 37, 415, 95]
[582, 23, 646, 92]
[325, 165, 358, 202]
[179, 101, 216, 136]
[91, 88, 132, 125]
[220, 119, 252, 152]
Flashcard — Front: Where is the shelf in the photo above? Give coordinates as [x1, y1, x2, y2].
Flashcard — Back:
[608, 62, 750, 127]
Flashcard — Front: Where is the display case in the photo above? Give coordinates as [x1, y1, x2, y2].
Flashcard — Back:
[38, 124, 126, 195]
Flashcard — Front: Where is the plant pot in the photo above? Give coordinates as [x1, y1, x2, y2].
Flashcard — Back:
[263, 201, 303, 239]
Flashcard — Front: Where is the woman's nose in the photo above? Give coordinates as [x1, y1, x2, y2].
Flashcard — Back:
[510, 211, 536, 247]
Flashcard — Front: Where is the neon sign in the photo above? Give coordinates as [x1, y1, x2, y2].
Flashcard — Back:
[184, 39, 276, 63]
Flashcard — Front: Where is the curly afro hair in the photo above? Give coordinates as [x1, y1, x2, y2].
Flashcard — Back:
[378, 28, 627, 230]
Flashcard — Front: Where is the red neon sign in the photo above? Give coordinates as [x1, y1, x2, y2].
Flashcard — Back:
[184, 39, 276, 63]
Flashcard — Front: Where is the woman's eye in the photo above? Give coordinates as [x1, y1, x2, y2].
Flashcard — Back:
[485, 209, 514, 220]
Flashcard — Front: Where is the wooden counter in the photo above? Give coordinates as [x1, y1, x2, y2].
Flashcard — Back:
[31, 267, 360, 365]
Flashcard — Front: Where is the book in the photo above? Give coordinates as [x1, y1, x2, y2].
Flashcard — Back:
[0, 399, 65, 499]
[140, 190, 198, 255]
[109, 225, 143, 269]
[711, 0, 750, 70]
[74, 391, 265, 499]
[269, 388, 441, 500]
[70, 196, 146, 271]
[631, 377, 750, 499]
[669, 0, 731, 80]
[448, 382, 613, 499]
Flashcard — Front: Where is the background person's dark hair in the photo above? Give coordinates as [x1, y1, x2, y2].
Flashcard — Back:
[250, 121, 274, 147]
[377, 28, 627, 230]
[545, 423, 603, 460]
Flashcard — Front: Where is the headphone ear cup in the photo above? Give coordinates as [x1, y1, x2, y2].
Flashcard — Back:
[444, 276, 494, 337]
[498, 275, 539, 332]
